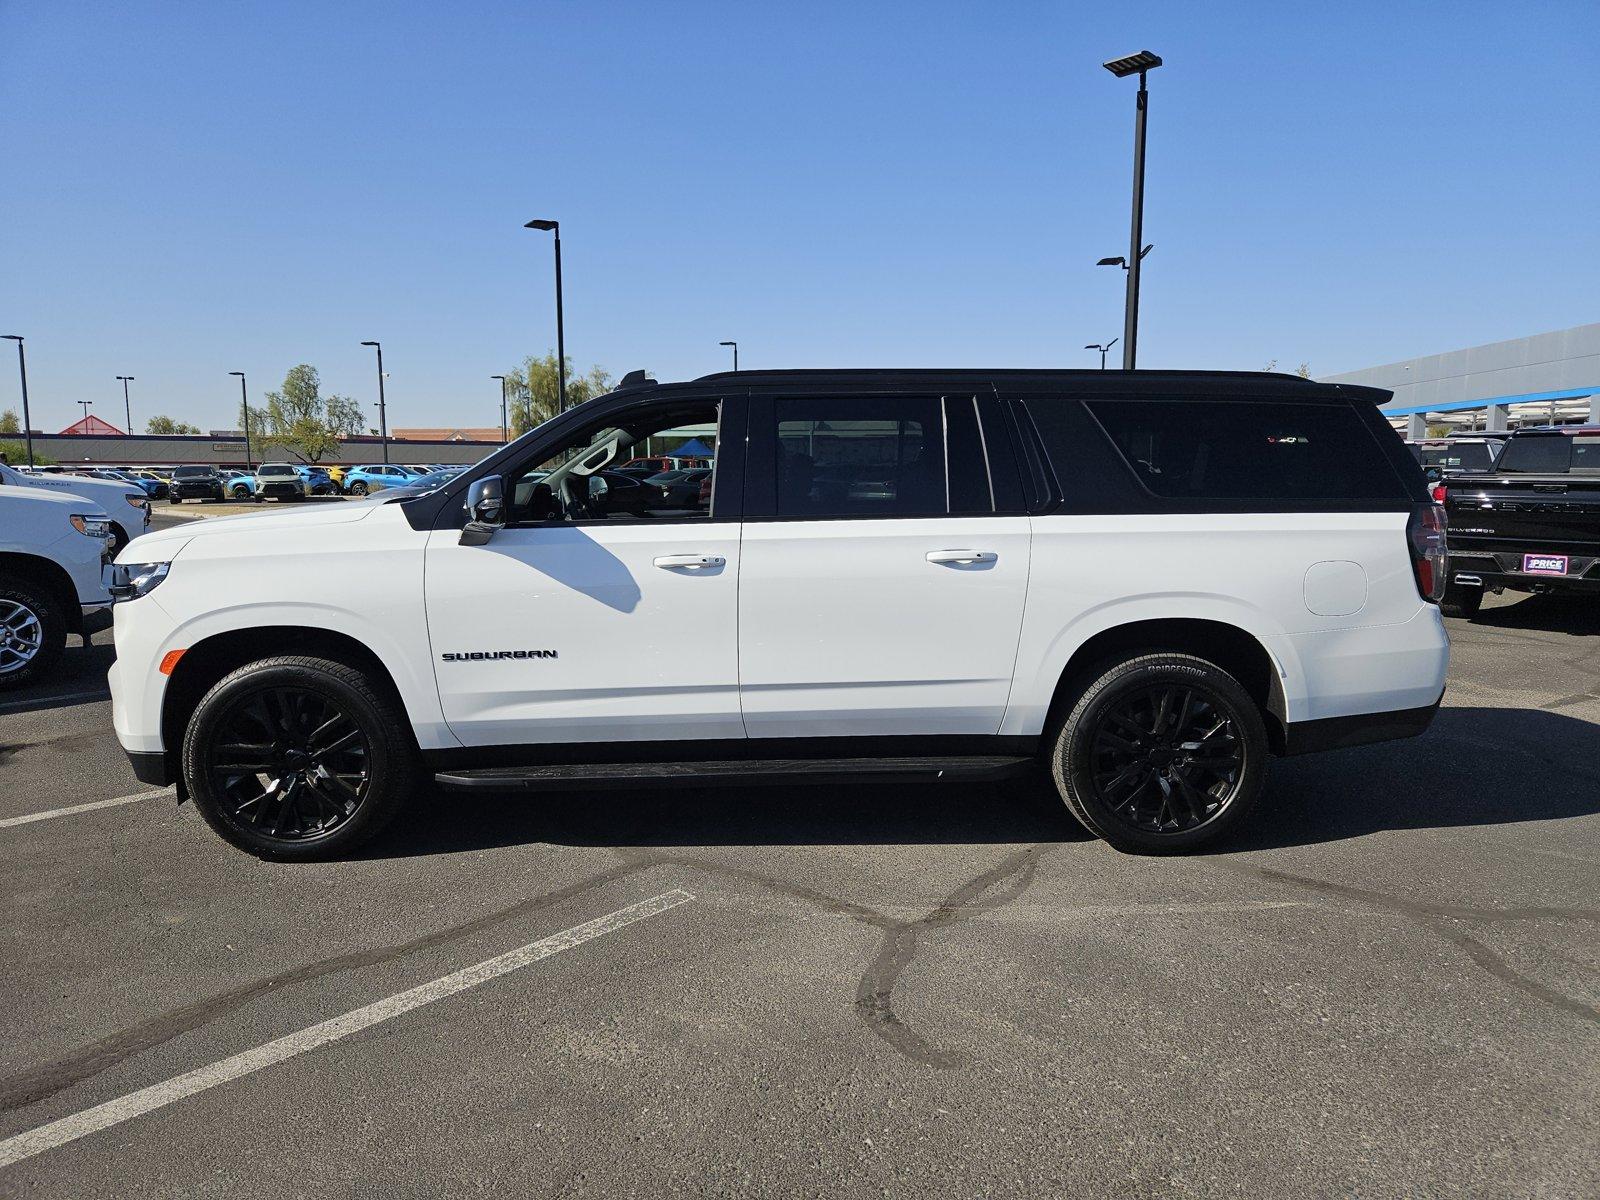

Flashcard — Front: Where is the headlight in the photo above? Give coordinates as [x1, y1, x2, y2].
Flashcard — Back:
[70, 514, 111, 539]
[125, 494, 148, 510]
[109, 561, 170, 601]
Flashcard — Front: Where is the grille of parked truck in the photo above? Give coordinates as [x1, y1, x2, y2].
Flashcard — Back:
[107, 368, 1448, 858]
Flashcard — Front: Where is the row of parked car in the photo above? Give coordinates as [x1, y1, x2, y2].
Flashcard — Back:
[1404, 425, 1600, 616]
[40, 460, 475, 502]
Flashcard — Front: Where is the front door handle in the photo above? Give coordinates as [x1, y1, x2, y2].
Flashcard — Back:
[653, 554, 726, 570]
[926, 549, 996, 565]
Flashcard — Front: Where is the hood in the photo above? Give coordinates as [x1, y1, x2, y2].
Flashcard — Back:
[0, 483, 110, 515]
[0, 464, 144, 513]
[121, 496, 385, 562]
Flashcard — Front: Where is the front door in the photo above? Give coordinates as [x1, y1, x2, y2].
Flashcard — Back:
[737, 393, 1031, 738]
[424, 397, 744, 748]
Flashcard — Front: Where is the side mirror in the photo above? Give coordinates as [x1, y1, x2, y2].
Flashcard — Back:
[459, 476, 506, 546]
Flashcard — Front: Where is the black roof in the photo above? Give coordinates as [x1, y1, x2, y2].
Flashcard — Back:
[654, 368, 1391, 404]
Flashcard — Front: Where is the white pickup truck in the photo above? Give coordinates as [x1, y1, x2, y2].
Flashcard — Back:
[0, 485, 114, 689]
[0, 461, 150, 556]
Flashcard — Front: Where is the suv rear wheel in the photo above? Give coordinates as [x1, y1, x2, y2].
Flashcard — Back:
[0, 577, 66, 691]
[182, 655, 416, 859]
[1051, 653, 1268, 854]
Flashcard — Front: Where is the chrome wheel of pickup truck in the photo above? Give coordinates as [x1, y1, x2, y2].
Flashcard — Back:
[184, 655, 416, 858]
[0, 597, 45, 675]
[1053, 653, 1268, 854]
[0, 580, 65, 691]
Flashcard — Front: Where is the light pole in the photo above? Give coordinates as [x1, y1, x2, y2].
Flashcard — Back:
[524, 219, 566, 412]
[77, 400, 93, 425]
[719, 340, 739, 372]
[228, 372, 253, 470]
[1, 335, 34, 466]
[1103, 49, 1162, 370]
[1084, 339, 1118, 370]
[491, 374, 508, 442]
[116, 375, 135, 434]
[360, 341, 388, 463]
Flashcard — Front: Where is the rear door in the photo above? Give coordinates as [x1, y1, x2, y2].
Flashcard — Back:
[737, 391, 1030, 738]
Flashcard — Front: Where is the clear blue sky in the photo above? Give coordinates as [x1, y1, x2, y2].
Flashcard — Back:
[2, 1, 1596, 434]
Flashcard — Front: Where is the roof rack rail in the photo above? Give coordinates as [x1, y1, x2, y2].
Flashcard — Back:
[617, 369, 656, 390]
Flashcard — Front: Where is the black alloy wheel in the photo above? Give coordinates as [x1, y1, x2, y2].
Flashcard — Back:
[1087, 683, 1243, 834]
[204, 686, 371, 843]
[1052, 653, 1268, 854]
[183, 656, 415, 858]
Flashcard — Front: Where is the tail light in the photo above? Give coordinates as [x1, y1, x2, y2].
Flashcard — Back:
[1431, 483, 1448, 504]
[1407, 503, 1448, 603]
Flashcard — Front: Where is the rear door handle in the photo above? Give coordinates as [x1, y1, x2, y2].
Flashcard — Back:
[926, 549, 996, 564]
[653, 554, 725, 570]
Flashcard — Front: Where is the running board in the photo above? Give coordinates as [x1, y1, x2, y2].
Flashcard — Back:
[433, 755, 1035, 792]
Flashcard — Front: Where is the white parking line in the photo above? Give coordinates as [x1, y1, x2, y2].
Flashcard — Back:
[0, 888, 694, 1170]
[0, 788, 173, 830]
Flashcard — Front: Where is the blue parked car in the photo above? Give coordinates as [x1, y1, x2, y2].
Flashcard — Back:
[342, 464, 424, 496]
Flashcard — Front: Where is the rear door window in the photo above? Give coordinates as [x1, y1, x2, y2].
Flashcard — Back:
[1084, 400, 1405, 501]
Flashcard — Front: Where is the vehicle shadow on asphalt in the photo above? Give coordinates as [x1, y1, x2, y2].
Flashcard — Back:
[1464, 593, 1600, 636]
[364, 706, 1599, 859]
[1230, 705, 1600, 852]
[365, 774, 1092, 858]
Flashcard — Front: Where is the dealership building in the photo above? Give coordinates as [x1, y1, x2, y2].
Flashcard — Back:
[1322, 322, 1600, 438]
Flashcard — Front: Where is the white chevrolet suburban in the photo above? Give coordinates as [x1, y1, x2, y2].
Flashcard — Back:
[1, 485, 114, 689]
[109, 369, 1449, 858]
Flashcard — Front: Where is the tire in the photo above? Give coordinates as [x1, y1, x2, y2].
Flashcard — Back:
[169, 496, 181, 505]
[0, 576, 67, 691]
[1440, 582, 1483, 619]
[182, 655, 417, 860]
[349, 481, 368, 496]
[232, 484, 251, 499]
[1050, 653, 1269, 855]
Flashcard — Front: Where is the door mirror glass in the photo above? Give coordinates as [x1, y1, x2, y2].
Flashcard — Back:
[460, 476, 506, 546]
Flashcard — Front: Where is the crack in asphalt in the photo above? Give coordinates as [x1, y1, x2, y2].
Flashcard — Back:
[1218, 862, 1600, 1025]
[853, 844, 1051, 1068]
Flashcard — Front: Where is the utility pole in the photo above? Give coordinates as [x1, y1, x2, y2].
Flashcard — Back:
[1, 336, 34, 466]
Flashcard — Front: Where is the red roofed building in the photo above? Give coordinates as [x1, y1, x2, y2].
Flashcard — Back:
[60, 414, 126, 436]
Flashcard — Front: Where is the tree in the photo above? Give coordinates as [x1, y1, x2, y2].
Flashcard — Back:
[325, 394, 366, 438]
[0, 440, 50, 465]
[146, 415, 201, 435]
[504, 353, 613, 436]
[255, 364, 357, 462]
[0, 409, 18, 435]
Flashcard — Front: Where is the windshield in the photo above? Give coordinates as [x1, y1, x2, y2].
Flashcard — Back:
[1495, 436, 1600, 474]
[174, 466, 215, 478]
[1412, 443, 1494, 472]
[258, 465, 296, 476]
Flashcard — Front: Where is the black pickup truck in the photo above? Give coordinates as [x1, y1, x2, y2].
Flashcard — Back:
[1436, 425, 1600, 616]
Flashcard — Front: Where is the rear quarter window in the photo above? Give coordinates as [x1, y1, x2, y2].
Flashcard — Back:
[1084, 399, 1407, 502]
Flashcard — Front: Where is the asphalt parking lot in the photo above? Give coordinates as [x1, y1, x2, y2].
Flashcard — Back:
[1, 517, 1596, 1197]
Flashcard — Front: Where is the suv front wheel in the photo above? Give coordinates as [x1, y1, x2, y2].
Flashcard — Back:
[1051, 653, 1268, 854]
[183, 655, 417, 859]
[0, 577, 65, 690]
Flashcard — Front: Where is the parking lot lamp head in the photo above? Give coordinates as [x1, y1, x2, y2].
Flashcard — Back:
[1103, 50, 1162, 78]
[2, 335, 34, 466]
[228, 371, 252, 469]
[524, 219, 566, 412]
[361, 342, 388, 463]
